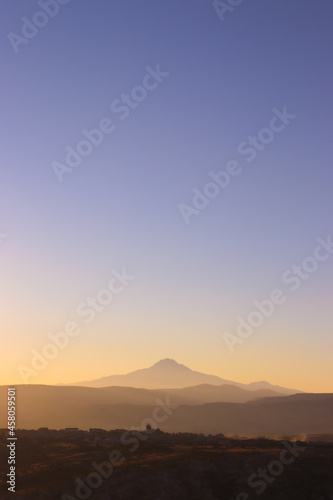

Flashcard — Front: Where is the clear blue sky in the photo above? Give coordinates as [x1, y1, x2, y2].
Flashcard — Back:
[1, 0, 332, 390]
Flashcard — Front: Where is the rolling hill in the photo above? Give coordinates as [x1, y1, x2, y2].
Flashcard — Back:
[0, 385, 331, 437]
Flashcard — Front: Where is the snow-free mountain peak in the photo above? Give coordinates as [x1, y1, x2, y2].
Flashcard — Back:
[151, 359, 188, 369]
[66, 359, 300, 395]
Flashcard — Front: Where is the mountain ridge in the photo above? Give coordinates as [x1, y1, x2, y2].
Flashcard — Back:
[63, 358, 300, 395]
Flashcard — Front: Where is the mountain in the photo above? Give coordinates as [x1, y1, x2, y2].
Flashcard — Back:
[66, 358, 300, 395]
[0, 385, 331, 437]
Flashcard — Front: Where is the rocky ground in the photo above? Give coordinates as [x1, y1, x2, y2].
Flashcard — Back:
[0, 430, 332, 499]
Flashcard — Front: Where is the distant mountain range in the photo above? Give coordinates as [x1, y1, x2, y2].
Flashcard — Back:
[0, 385, 332, 437]
[1, 361, 331, 437]
[65, 358, 300, 394]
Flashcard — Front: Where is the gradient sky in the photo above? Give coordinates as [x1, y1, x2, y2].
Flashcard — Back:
[1, 0, 332, 392]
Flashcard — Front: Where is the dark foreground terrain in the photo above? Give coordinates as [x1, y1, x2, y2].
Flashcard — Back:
[1, 428, 333, 500]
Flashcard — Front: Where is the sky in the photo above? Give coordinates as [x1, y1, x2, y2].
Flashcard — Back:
[1, 0, 332, 392]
